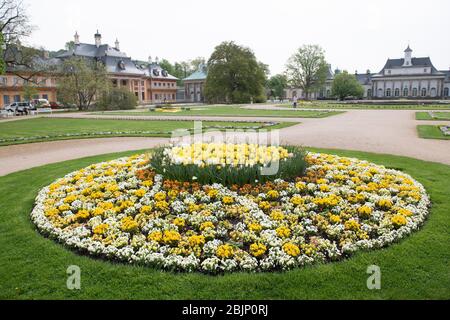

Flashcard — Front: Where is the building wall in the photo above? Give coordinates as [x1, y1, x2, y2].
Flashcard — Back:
[184, 80, 205, 102]
[0, 73, 58, 107]
[148, 79, 177, 103]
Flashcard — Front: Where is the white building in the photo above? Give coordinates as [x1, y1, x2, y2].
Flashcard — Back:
[285, 46, 450, 100]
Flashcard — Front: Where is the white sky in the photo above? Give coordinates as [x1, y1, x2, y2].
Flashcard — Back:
[24, 0, 450, 75]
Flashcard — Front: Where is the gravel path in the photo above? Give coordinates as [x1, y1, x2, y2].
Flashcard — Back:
[0, 109, 448, 176]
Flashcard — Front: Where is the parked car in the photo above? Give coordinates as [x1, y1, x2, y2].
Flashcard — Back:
[4, 102, 35, 115]
[49, 101, 63, 109]
[32, 99, 51, 107]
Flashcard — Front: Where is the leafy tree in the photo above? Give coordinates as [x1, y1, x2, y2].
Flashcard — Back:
[96, 87, 137, 110]
[22, 82, 38, 101]
[285, 44, 329, 100]
[204, 41, 267, 104]
[0, 32, 5, 74]
[331, 71, 364, 100]
[57, 57, 110, 111]
[190, 57, 206, 71]
[267, 74, 287, 99]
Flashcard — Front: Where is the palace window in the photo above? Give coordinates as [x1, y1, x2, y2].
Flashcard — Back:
[43, 94, 48, 100]
[386, 88, 391, 97]
[14, 95, 21, 102]
[403, 88, 408, 96]
[0, 77, 7, 86]
[412, 88, 418, 97]
[394, 88, 400, 97]
[444, 87, 449, 97]
[421, 88, 427, 97]
[3, 95, 10, 105]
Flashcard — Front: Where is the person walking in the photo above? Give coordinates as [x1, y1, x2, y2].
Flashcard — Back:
[292, 95, 298, 108]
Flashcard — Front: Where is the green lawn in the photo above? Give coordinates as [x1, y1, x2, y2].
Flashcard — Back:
[276, 102, 450, 110]
[416, 112, 450, 120]
[0, 118, 297, 146]
[94, 105, 344, 118]
[0, 148, 449, 299]
[417, 125, 450, 140]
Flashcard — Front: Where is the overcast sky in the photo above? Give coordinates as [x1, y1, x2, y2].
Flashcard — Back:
[24, 0, 450, 75]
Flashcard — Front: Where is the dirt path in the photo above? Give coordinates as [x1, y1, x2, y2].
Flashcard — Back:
[0, 109, 448, 176]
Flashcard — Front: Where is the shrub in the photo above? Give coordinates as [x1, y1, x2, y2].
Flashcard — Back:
[95, 88, 137, 110]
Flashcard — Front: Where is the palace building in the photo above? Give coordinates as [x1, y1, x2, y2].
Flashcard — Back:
[1, 31, 178, 106]
[183, 64, 207, 103]
[57, 31, 178, 104]
[285, 46, 450, 100]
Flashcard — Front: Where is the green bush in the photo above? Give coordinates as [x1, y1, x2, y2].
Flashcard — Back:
[95, 88, 137, 110]
[149, 145, 308, 186]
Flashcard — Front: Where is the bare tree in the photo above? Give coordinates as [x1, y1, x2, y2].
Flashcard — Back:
[0, 0, 32, 46]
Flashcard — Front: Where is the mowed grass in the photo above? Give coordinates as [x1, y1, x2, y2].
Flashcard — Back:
[417, 125, 450, 140]
[0, 148, 449, 300]
[95, 105, 344, 118]
[276, 102, 450, 110]
[0, 118, 297, 146]
[416, 112, 450, 120]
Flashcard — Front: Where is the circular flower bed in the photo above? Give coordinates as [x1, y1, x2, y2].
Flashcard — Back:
[31, 147, 430, 273]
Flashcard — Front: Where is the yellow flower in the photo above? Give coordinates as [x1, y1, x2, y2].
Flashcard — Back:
[276, 226, 291, 238]
[283, 242, 300, 257]
[266, 190, 279, 199]
[142, 180, 153, 187]
[75, 209, 90, 221]
[44, 208, 60, 218]
[155, 200, 169, 211]
[345, 220, 361, 231]
[248, 223, 262, 233]
[99, 202, 114, 210]
[249, 243, 267, 257]
[290, 195, 304, 206]
[378, 198, 393, 209]
[208, 189, 218, 198]
[391, 214, 407, 228]
[357, 205, 373, 218]
[120, 216, 139, 233]
[319, 184, 330, 192]
[168, 189, 179, 198]
[93, 223, 109, 235]
[163, 230, 181, 244]
[188, 235, 205, 247]
[92, 207, 105, 217]
[270, 209, 285, 221]
[200, 221, 215, 231]
[134, 189, 146, 197]
[140, 205, 152, 214]
[222, 196, 234, 205]
[295, 181, 306, 191]
[329, 214, 341, 224]
[216, 244, 234, 259]
[154, 191, 166, 202]
[63, 195, 77, 204]
[148, 231, 163, 242]
[397, 208, 413, 217]
[259, 201, 271, 211]
[173, 217, 186, 228]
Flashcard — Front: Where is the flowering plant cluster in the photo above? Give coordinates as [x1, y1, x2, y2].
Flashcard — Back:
[31, 151, 430, 273]
[151, 143, 308, 186]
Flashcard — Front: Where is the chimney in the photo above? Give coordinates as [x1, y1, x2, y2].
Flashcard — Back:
[403, 45, 412, 66]
[366, 69, 371, 74]
[94, 30, 102, 47]
[355, 70, 358, 75]
[115, 38, 120, 51]
[155, 56, 159, 64]
[148, 56, 152, 64]
[74, 31, 80, 45]
[43, 51, 49, 59]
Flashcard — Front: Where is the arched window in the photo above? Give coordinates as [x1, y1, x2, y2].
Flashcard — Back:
[394, 88, 400, 97]
[367, 89, 372, 98]
[403, 88, 408, 97]
[386, 88, 391, 97]
[444, 87, 449, 97]
[421, 88, 427, 97]
[412, 88, 418, 97]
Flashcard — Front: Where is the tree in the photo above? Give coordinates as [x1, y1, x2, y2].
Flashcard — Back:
[285, 44, 329, 100]
[22, 82, 38, 101]
[331, 71, 364, 100]
[267, 74, 287, 100]
[1, 0, 34, 77]
[57, 57, 110, 111]
[204, 41, 267, 104]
